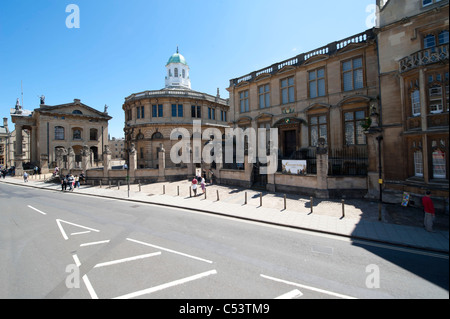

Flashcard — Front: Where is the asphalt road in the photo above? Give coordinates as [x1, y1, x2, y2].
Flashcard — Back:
[0, 182, 448, 300]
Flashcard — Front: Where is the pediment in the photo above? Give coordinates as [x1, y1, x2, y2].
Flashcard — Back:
[338, 42, 367, 54]
[37, 101, 111, 119]
[304, 54, 329, 65]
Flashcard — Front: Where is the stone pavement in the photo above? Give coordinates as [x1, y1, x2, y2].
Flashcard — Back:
[1, 174, 448, 253]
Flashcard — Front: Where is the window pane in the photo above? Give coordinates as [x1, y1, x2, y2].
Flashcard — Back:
[344, 112, 354, 121]
[414, 151, 424, 177]
[345, 122, 355, 145]
[353, 58, 363, 69]
[309, 71, 316, 81]
[191, 105, 196, 118]
[289, 87, 295, 103]
[319, 124, 327, 141]
[343, 72, 353, 91]
[411, 90, 421, 115]
[310, 126, 318, 147]
[343, 61, 352, 71]
[281, 79, 287, 88]
[318, 78, 326, 96]
[354, 69, 364, 89]
[424, 35, 436, 48]
[265, 93, 270, 108]
[259, 94, 264, 108]
[288, 77, 294, 86]
[319, 115, 327, 124]
[439, 30, 449, 45]
[432, 149, 446, 178]
[282, 88, 288, 104]
[152, 105, 157, 117]
[317, 68, 325, 78]
[355, 111, 365, 120]
[178, 104, 183, 117]
[197, 106, 201, 118]
[172, 104, 177, 117]
[356, 120, 366, 144]
[309, 81, 317, 98]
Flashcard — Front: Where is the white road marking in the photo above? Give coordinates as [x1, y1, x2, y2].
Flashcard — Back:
[127, 238, 213, 264]
[94, 252, 162, 268]
[113, 269, 217, 299]
[275, 289, 303, 299]
[72, 254, 98, 299]
[27, 205, 47, 215]
[70, 231, 91, 236]
[80, 240, 110, 247]
[261, 274, 357, 299]
[56, 219, 100, 240]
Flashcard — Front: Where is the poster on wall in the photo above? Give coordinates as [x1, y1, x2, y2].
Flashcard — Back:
[281, 160, 307, 175]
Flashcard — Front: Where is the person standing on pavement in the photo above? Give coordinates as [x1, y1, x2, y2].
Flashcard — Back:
[200, 177, 206, 194]
[192, 177, 198, 196]
[23, 172, 28, 182]
[68, 174, 75, 191]
[422, 190, 436, 232]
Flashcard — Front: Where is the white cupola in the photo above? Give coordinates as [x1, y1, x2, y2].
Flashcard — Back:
[165, 47, 191, 90]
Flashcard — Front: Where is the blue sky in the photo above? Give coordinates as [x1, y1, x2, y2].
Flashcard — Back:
[1, 0, 375, 139]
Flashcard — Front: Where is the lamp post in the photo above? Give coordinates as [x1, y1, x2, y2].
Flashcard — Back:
[376, 135, 383, 221]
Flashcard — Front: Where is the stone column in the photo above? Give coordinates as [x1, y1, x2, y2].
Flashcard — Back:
[103, 145, 112, 179]
[315, 139, 329, 199]
[31, 126, 38, 163]
[14, 124, 24, 175]
[40, 154, 49, 172]
[81, 145, 91, 175]
[129, 143, 137, 182]
[158, 143, 166, 182]
[67, 147, 75, 170]
[56, 148, 66, 172]
[244, 155, 253, 188]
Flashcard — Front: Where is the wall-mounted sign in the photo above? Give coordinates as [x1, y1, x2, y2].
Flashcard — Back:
[281, 160, 307, 175]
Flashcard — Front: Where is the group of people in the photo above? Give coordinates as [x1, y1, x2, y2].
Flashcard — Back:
[191, 175, 206, 196]
[61, 174, 80, 191]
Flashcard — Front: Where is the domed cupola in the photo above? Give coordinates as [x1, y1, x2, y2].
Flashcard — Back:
[165, 47, 191, 90]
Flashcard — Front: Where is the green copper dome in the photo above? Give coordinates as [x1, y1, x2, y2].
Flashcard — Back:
[166, 48, 188, 66]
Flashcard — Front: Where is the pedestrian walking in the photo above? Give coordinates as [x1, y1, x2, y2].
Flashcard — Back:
[61, 176, 67, 191]
[200, 177, 206, 193]
[68, 174, 75, 191]
[422, 191, 436, 232]
[23, 172, 29, 182]
[75, 175, 80, 188]
[191, 177, 198, 196]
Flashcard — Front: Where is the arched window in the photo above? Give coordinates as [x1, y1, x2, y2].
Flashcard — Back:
[152, 132, 163, 140]
[72, 110, 83, 115]
[174, 68, 179, 77]
[55, 126, 65, 140]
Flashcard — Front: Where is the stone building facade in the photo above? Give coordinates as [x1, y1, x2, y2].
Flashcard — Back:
[227, 29, 381, 198]
[376, 0, 449, 203]
[122, 49, 230, 181]
[10, 98, 111, 174]
[0, 118, 10, 168]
